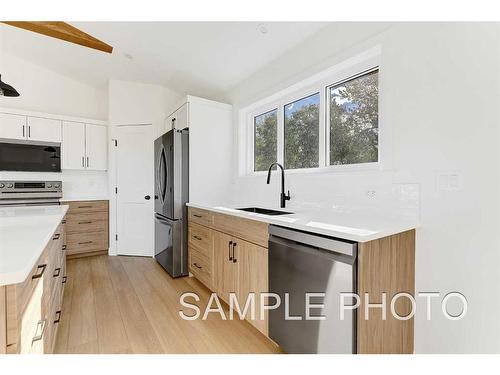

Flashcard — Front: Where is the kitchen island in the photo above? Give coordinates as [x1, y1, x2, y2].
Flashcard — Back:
[0, 205, 68, 354]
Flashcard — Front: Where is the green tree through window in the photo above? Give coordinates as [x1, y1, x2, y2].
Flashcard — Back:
[329, 70, 379, 165]
[254, 109, 277, 171]
[284, 93, 320, 169]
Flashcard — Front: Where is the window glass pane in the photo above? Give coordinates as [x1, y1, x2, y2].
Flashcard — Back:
[329, 69, 379, 165]
[254, 109, 277, 171]
[284, 93, 320, 169]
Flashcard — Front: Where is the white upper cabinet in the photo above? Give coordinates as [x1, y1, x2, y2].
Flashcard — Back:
[0, 113, 27, 140]
[172, 103, 188, 130]
[27, 117, 62, 142]
[0, 113, 62, 142]
[85, 124, 107, 171]
[62, 121, 107, 171]
[62, 121, 86, 170]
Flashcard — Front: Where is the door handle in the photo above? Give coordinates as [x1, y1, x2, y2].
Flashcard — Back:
[144, 195, 151, 200]
[232, 242, 237, 263]
[228, 241, 233, 261]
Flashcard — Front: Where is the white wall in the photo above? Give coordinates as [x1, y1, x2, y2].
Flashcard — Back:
[0, 53, 107, 120]
[225, 23, 500, 353]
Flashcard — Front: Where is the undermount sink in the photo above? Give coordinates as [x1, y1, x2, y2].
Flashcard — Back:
[236, 207, 293, 216]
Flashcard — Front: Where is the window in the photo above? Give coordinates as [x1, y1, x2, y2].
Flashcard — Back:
[243, 50, 380, 175]
[254, 109, 277, 171]
[284, 93, 320, 169]
[329, 69, 379, 165]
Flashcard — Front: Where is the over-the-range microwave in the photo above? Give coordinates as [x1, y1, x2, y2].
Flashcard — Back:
[0, 140, 61, 172]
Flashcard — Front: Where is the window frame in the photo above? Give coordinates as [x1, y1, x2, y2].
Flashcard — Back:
[242, 47, 382, 176]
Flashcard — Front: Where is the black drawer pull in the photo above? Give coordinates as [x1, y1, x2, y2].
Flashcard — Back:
[78, 221, 92, 224]
[228, 240, 233, 261]
[32, 264, 47, 279]
[193, 262, 202, 269]
[62, 219, 66, 224]
[78, 241, 93, 245]
[53, 233, 60, 240]
[62, 245, 67, 251]
[78, 205, 93, 208]
[62, 276, 67, 284]
[193, 235, 202, 241]
[193, 214, 203, 218]
[232, 242, 237, 263]
[53, 268, 61, 277]
[54, 310, 62, 324]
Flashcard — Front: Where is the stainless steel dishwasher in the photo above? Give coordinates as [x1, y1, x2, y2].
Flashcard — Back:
[268, 225, 357, 354]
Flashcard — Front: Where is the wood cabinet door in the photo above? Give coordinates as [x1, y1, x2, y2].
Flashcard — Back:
[85, 124, 107, 171]
[236, 240, 268, 335]
[62, 121, 86, 170]
[27, 117, 62, 142]
[0, 112, 26, 140]
[213, 231, 238, 304]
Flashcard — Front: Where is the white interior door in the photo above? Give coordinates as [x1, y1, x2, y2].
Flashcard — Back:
[115, 124, 155, 257]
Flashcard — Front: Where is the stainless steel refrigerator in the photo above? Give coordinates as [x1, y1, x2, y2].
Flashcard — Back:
[154, 128, 189, 277]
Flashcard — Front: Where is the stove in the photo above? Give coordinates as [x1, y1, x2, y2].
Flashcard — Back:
[0, 180, 62, 206]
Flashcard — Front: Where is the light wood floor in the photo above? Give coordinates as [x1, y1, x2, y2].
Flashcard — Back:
[54, 255, 280, 354]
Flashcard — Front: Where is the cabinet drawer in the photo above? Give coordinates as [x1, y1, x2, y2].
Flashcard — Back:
[66, 231, 108, 255]
[66, 212, 108, 233]
[66, 200, 108, 214]
[188, 207, 214, 227]
[212, 212, 269, 248]
[189, 250, 212, 288]
[188, 223, 213, 257]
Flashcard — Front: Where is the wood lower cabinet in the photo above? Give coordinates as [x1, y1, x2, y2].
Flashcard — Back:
[64, 200, 109, 258]
[188, 206, 415, 354]
[189, 207, 269, 336]
[1, 217, 66, 354]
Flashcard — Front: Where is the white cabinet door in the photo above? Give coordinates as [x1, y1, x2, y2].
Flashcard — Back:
[172, 103, 188, 130]
[62, 121, 86, 170]
[0, 113, 26, 140]
[85, 124, 107, 171]
[27, 117, 62, 142]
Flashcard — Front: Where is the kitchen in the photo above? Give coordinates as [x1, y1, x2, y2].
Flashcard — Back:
[0, 9, 500, 369]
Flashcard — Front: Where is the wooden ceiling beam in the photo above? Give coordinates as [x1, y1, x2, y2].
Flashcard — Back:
[2, 21, 113, 53]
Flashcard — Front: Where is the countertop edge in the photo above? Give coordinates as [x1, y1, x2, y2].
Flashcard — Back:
[186, 202, 418, 243]
[60, 197, 109, 202]
[0, 205, 69, 286]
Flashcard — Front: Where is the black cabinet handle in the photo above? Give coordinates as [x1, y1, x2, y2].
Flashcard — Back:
[193, 235, 202, 241]
[53, 268, 61, 277]
[53, 233, 60, 240]
[78, 205, 92, 208]
[78, 221, 92, 224]
[32, 264, 47, 279]
[62, 276, 67, 284]
[78, 241, 93, 245]
[62, 219, 66, 224]
[54, 310, 62, 324]
[62, 245, 67, 251]
[193, 262, 202, 269]
[232, 242, 237, 263]
[228, 240, 233, 261]
[193, 214, 202, 218]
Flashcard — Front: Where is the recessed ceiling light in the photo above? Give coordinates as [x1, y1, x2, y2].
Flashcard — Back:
[258, 23, 268, 34]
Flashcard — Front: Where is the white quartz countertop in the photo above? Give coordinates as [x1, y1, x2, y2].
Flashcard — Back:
[0, 205, 69, 286]
[187, 202, 418, 243]
[60, 196, 108, 202]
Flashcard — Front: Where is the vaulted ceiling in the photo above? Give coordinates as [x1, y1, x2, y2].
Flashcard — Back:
[0, 22, 328, 99]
